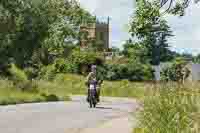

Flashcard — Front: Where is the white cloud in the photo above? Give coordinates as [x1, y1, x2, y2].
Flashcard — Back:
[166, 2, 200, 54]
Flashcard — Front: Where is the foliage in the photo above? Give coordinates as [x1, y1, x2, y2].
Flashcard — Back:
[54, 58, 71, 73]
[8, 64, 40, 92]
[159, 0, 200, 16]
[50, 73, 147, 99]
[0, 0, 95, 70]
[110, 46, 120, 53]
[38, 65, 56, 81]
[104, 62, 153, 81]
[193, 54, 200, 63]
[0, 74, 148, 105]
[0, 74, 79, 105]
[9, 63, 28, 82]
[40, 93, 59, 102]
[24, 67, 38, 80]
[122, 40, 150, 63]
[161, 57, 191, 82]
[129, 0, 173, 65]
[68, 49, 104, 74]
[134, 83, 200, 133]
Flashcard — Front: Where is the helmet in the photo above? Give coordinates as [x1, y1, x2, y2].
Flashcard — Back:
[91, 65, 96, 70]
[91, 65, 97, 73]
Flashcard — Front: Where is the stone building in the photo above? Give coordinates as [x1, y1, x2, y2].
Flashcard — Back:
[80, 17, 110, 51]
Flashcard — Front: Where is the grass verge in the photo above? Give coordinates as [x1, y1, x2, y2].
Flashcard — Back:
[0, 78, 71, 106]
[0, 74, 146, 105]
[133, 82, 200, 133]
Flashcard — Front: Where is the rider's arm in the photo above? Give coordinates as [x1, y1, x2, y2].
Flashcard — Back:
[85, 72, 92, 86]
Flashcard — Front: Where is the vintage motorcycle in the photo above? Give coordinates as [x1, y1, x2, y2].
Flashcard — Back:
[88, 81, 98, 108]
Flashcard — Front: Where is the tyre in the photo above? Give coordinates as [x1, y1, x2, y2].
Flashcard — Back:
[88, 89, 96, 108]
[93, 101, 96, 108]
[89, 100, 93, 108]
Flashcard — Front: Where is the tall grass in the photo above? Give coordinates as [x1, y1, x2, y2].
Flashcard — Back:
[101, 80, 146, 99]
[0, 78, 70, 105]
[53, 74, 146, 99]
[0, 74, 147, 105]
[134, 82, 200, 133]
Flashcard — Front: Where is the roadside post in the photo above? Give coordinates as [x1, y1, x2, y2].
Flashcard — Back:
[151, 21, 164, 83]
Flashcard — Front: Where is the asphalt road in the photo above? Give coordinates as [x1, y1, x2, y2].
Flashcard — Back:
[0, 96, 138, 133]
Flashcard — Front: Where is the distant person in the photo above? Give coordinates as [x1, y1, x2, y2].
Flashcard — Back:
[85, 65, 103, 102]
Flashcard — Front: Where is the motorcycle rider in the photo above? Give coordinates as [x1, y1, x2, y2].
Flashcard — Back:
[86, 65, 103, 102]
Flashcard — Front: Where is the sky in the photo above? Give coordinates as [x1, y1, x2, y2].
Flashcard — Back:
[78, 0, 200, 55]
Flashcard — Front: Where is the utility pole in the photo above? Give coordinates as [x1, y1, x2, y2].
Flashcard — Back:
[151, 22, 164, 81]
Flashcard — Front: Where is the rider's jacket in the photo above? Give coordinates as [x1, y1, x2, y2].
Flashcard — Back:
[87, 72, 97, 90]
[89, 80, 97, 90]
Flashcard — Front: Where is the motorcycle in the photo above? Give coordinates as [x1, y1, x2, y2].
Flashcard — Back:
[88, 83, 98, 108]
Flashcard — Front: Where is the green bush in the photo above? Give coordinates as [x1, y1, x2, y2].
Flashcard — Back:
[8, 64, 35, 91]
[65, 63, 79, 73]
[54, 58, 71, 73]
[38, 65, 56, 81]
[0, 78, 71, 105]
[104, 63, 153, 81]
[161, 58, 191, 82]
[24, 67, 38, 80]
[69, 49, 104, 74]
[41, 93, 59, 102]
[9, 64, 28, 82]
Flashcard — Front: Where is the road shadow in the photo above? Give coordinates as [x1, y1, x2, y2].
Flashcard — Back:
[95, 106, 113, 110]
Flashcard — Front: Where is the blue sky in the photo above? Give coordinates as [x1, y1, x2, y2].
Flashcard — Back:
[79, 0, 200, 55]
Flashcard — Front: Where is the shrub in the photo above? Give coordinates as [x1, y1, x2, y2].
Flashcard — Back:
[127, 63, 153, 81]
[24, 67, 38, 80]
[69, 49, 104, 74]
[53, 73, 66, 83]
[54, 58, 71, 73]
[8, 64, 35, 91]
[38, 65, 56, 81]
[104, 63, 153, 81]
[61, 60, 79, 73]
[104, 64, 117, 80]
[41, 93, 59, 102]
[9, 64, 28, 82]
[161, 58, 191, 82]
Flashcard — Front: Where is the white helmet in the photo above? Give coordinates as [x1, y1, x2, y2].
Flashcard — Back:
[91, 65, 97, 71]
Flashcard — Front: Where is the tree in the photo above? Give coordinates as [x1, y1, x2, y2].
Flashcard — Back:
[110, 46, 120, 53]
[130, 0, 173, 65]
[161, 57, 191, 83]
[122, 40, 149, 63]
[193, 54, 200, 63]
[159, 0, 200, 16]
[0, 0, 95, 70]
[136, 0, 200, 16]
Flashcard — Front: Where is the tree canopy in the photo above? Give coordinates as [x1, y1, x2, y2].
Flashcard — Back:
[137, 0, 200, 16]
[129, 0, 174, 65]
[0, 0, 95, 70]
